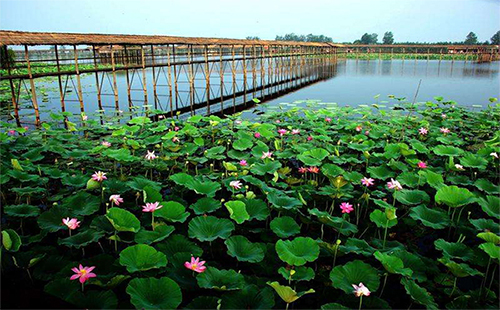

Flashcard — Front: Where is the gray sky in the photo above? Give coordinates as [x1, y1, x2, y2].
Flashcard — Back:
[0, 0, 499, 43]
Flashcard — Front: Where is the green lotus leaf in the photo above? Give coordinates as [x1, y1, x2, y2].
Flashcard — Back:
[62, 192, 101, 216]
[189, 179, 221, 197]
[119, 244, 167, 273]
[185, 296, 220, 309]
[370, 209, 398, 228]
[349, 140, 376, 152]
[477, 232, 500, 245]
[233, 138, 253, 151]
[267, 281, 315, 304]
[479, 243, 500, 260]
[278, 266, 315, 282]
[409, 205, 450, 229]
[45, 279, 118, 309]
[470, 218, 500, 234]
[435, 186, 475, 208]
[268, 192, 302, 210]
[401, 278, 438, 310]
[106, 207, 141, 233]
[4, 204, 40, 217]
[479, 195, 500, 219]
[321, 164, 345, 178]
[432, 145, 464, 157]
[308, 208, 358, 236]
[58, 229, 105, 248]
[225, 235, 265, 263]
[62, 174, 90, 188]
[329, 260, 380, 294]
[188, 216, 235, 242]
[156, 234, 203, 258]
[190, 197, 221, 215]
[395, 190, 430, 205]
[339, 238, 376, 257]
[7, 170, 40, 182]
[225, 200, 250, 224]
[11, 187, 46, 196]
[86, 179, 101, 190]
[38, 205, 73, 232]
[1, 229, 22, 252]
[321, 303, 350, 310]
[298, 148, 329, 166]
[439, 258, 483, 278]
[460, 153, 488, 170]
[169, 173, 194, 187]
[221, 284, 275, 309]
[276, 237, 320, 266]
[270, 216, 301, 238]
[126, 277, 182, 309]
[205, 146, 226, 158]
[434, 239, 474, 261]
[155, 201, 190, 223]
[474, 179, 500, 194]
[367, 165, 395, 180]
[251, 161, 282, 176]
[134, 225, 175, 244]
[420, 170, 444, 189]
[242, 198, 270, 221]
[197, 267, 245, 291]
[127, 176, 162, 192]
[143, 185, 162, 203]
[398, 172, 420, 187]
[103, 148, 136, 162]
[374, 251, 413, 276]
[392, 250, 429, 283]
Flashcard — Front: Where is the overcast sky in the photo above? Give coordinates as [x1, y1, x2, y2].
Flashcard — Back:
[0, 0, 499, 43]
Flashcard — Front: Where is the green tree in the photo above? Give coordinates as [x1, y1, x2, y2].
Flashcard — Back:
[382, 31, 394, 44]
[246, 36, 261, 40]
[359, 33, 378, 44]
[0, 47, 16, 69]
[275, 33, 332, 43]
[491, 30, 500, 45]
[464, 32, 478, 45]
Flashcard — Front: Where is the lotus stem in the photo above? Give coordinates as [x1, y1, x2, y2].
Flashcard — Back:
[449, 277, 457, 297]
[379, 273, 388, 297]
[114, 230, 118, 252]
[382, 221, 389, 249]
[81, 282, 84, 293]
[152, 213, 155, 231]
[358, 295, 363, 310]
[285, 303, 290, 310]
[332, 246, 338, 269]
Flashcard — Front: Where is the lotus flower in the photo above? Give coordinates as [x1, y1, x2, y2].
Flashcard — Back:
[278, 129, 288, 136]
[340, 202, 354, 214]
[145, 150, 157, 160]
[234, 120, 242, 125]
[417, 161, 427, 169]
[275, 120, 281, 123]
[361, 177, 375, 187]
[441, 114, 447, 119]
[440, 127, 450, 134]
[352, 282, 370, 297]
[490, 152, 498, 159]
[387, 178, 403, 191]
[307, 136, 313, 141]
[254, 132, 261, 138]
[291, 129, 300, 135]
[70, 265, 96, 284]
[109, 194, 123, 206]
[298, 167, 308, 174]
[418, 127, 428, 135]
[8, 130, 16, 136]
[101, 141, 111, 147]
[172, 137, 180, 143]
[142, 202, 163, 213]
[356, 125, 362, 132]
[184, 257, 206, 273]
[455, 164, 465, 170]
[82, 115, 88, 121]
[308, 166, 319, 174]
[261, 151, 273, 159]
[239, 159, 248, 166]
[174, 126, 180, 131]
[325, 117, 332, 123]
[91, 171, 107, 182]
[364, 130, 370, 136]
[229, 180, 242, 190]
[62, 217, 80, 230]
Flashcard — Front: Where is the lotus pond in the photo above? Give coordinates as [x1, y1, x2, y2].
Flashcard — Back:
[1, 98, 500, 309]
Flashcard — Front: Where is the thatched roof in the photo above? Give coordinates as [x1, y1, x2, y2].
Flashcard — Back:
[0, 30, 342, 47]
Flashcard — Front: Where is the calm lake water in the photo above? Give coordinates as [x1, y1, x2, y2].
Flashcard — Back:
[245, 59, 500, 115]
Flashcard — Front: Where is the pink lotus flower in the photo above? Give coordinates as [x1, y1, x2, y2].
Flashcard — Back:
[62, 218, 80, 230]
[8, 130, 16, 136]
[275, 120, 281, 123]
[234, 120, 242, 125]
[418, 127, 428, 135]
[325, 117, 332, 123]
[308, 166, 319, 174]
[278, 129, 288, 136]
[291, 129, 300, 135]
[441, 114, 447, 119]
[142, 202, 163, 213]
[307, 136, 313, 141]
[361, 177, 375, 187]
[91, 171, 107, 182]
[254, 132, 261, 138]
[356, 125, 362, 132]
[352, 282, 371, 297]
[109, 194, 123, 206]
[172, 137, 180, 143]
[82, 115, 88, 121]
[145, 150, 157, 161]
[174, 126, 180, 131]
[70, 265, 96, 284]
[440, 127, 450, 134]
[364, 130, 370, 136]
[298, 167, 308, 174]
[23, 126, 29, 131]
[239, 159, 248, 166]
[101, 141, 111, 147]
[340, 202, 354, 214]
[261, 151, 273, 159]
[184, 257, 206, 273]
[491, 152, 499, 159]
[417, 161, 427, 169]
[229, 180, 242, 190]
[455, 164, 465, 170]
[387, 178, 403, 191]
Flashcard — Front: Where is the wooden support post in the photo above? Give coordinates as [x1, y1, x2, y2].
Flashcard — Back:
[5, 45, 20, 127]
[251, 45, 257, 98]
[219, 45, 224, 113]
[91, 46, 104, 124]
[231, 45, 236, 112]
[268, 45, 273, 96]
[150, 45, 159, 109]
[242, 45, 248, 106]
[439, 48, 443, 61]
[54, 45, 66, 115]
[260, 45, 265, 98]
[166, 45, 174, 117]
[110, 47, 120, 113]
[188, 45, 195, 115]
[73, 45, 85, 114]
[204, 45, 211, 114]
[465, 48, 469, 62]
[427, 48, 430, 61]
[172, 45, 179, 114]
[24, 45, 40, 127]
[123, 46, 133, 111]
[140, 46, 149, 111]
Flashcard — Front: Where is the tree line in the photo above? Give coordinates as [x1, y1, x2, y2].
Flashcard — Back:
[246, 31, 500, 45]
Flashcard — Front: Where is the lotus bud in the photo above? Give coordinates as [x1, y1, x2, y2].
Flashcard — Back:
[185, 161, 189, 164]
[155, 144, 160, 148]
[336, 239, 341, 245]
[220, 198, 225, 203]
[236, 194, 244, 199]
[245, 185, 249, 189]
[210, 163, 214, 166]
[53, 202, 58, 206]
[290, 270, 296, 276]
[386, 208, 397, 220]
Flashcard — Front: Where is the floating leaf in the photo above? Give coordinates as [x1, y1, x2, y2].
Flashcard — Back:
[330, 260, 380, 294]
[119, 244, 168, 273]
[433, 145, 464, 157]
[155, 201, 190, 223]
[460, 153, 488, 170]
[106, 207, 141, 233]
[270, 216, 301, 238]
[188, 216, 235, 242]
[435, 186, 475, 208]
[409, 205, 450, 229]
[395, 190, 430, 205]
[242, 198, 270, 221]
[190, 197, 221, 215]
[275, 237, 320, 266]
[224, 200, 250, 224]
